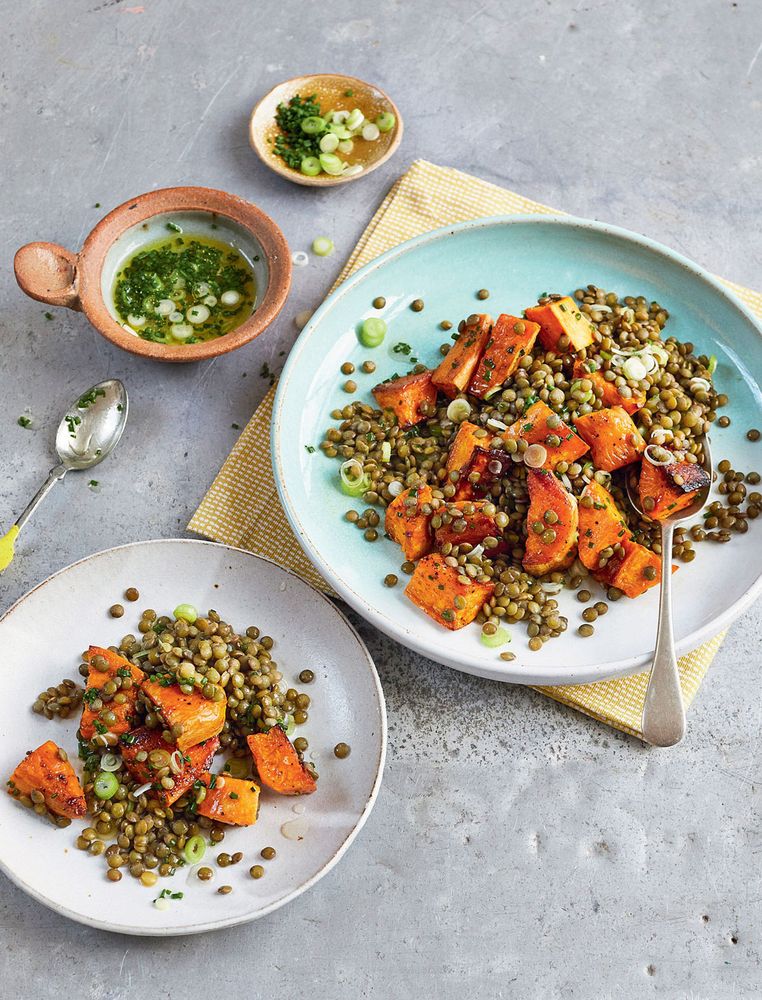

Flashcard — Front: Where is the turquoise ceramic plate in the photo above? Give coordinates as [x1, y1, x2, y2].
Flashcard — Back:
[273, 215, 762, 685]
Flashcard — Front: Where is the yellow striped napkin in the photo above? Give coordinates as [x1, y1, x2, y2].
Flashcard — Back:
[190, 159, 760, 741]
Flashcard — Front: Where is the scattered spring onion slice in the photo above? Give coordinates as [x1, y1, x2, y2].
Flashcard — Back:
[300, 156, 321, 177]
[388, 480, 404, 497]
[154, 897, 171, 911]
[292, 251, 309, 267]
[220, 290, 241, 307]
[380, 441, 392, 462]
[318, 153, 343, 176]
[283, 715, 296, 736]
[446, 398, 472, 423]
[359, 316, 387, 347]
[486, 417, 508, 431]
[622, 356, 648, 381]
[187, 304, 210, 325]
[342, 163, 364, 177]
[300, 115, 326, 135]
[182, 835, 206, 865]
[319, 132, 340, 153]
[524, 444, 548, 468]
[707, 354, 718, 375]
[170, 323, 194, 341]
[100, 753, 121, 772]
[169, 749, 184, 775]
[174, 603, 198, 623]
[690, 376, 711, 393]
[340, 459, 370, 497]
[362, 123, 380, 141]
[346, 108, 364, 131]
[312, 237, 334, 256]
[480, 626, 511, 648]
[94, 771, 119, 800]
[157, 299, 175, 317]
[644, 443, 676, 466]
[337, 139, 354, 154]
[376, 111, 396, 133]
[133, 781, 153, 797]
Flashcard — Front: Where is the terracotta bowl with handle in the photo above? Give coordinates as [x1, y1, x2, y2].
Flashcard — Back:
[14, 186, 292, 363]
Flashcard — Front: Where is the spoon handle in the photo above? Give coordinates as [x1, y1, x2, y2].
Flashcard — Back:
[15, 463, 68, 533]
[641, 520, 686, 747]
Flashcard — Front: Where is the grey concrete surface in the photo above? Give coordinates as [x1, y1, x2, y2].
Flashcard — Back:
[1, 1, 761, 997]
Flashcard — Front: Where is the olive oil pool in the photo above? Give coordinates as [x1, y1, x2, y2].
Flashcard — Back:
[113, 231, 256, 346]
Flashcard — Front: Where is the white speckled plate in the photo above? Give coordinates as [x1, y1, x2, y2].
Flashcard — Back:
[273, 215, 762, 685]
[0, 540, 386, 935]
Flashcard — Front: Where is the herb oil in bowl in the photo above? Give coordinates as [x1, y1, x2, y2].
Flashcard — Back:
[112, 232, 256, 347]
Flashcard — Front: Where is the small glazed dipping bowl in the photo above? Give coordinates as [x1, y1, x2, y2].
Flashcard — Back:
[250, 73, 403, 187]
[14, 187, 292, 363]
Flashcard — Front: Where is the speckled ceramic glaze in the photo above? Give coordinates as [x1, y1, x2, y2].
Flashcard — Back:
[250, 73, 402, 187]
[14, 187, 292, 362]
[273, 214, 762, 685]
[0, 540, 386, 934]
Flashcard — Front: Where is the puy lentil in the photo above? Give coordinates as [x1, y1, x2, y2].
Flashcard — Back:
[372, 296, 386, 309]
[125, 587, 140, 602]
[109, 604, 125, 619]
[334, 742, 351, 759]
[410, 298, 424, 312]
[260, 846, 277, 860]
[249, 865, 265, 879]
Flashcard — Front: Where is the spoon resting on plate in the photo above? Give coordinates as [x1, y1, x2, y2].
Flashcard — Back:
[625, 436, 713, 747]
[0, 379, 129, 572]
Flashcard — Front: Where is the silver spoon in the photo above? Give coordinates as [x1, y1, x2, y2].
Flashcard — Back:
[0, 379, 128, 572]
[625, 436, 713, 747]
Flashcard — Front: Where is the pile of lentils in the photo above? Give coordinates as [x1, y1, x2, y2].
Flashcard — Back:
[320, 285, 760, 650]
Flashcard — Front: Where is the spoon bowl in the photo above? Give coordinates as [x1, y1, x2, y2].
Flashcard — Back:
[625, 437, 714, 747]
[56, 379, 129, 471]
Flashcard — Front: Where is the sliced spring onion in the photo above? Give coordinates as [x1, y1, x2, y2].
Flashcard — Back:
[524, 443, 548, 468]
[328, 123, 352, 140]
[100, 753, 121, 772]
[381, 441, 392, 462]
[622, 356, 648, 381]
[446, 398, 472, 423]
[318, 153, 343, 176]
[292, 251, 309, 267]
[340, 459, 370, 497]
[187, 304, 210, 325]
[182, 835, 206, 865]
[486, 417, 508, 431]
[154, 897, 171, 911]
[195, 281, 210, 296]
[346, 108, 364, 131]
[220, 290, 241, 307]
[174, 603, 198, 623]
[319, 132, 339, 153]
[362, 123, 380, 141]
[94, 771, 119, 800]
[157, 299, 175, 317]
[312, 237, 335, 256]
[332, 110, 350, 124]
[300, 115, 326, 135]
[376, 111, 396, 133]
[342, 164, 364, 177]
[689, 377, 711, 393]
[388, 480, 404, 497]
[300, 156, 321, 177]
[337, 139, 354, 154]
[203, 295, 218, 307]
[644, 443, 676, 466]
[169, 750, 185, 775]
[170, 323, 194, 341]
[542, 581, 564, 594]
[283, 715, 296, 736]
[169, 310, 184, 323]
[707, 354, 718, 375]
[359, 317, 387, 347]
[133, 781, 153, 797]
[127, 314, 146, 328]
[480, 626, 511, 649]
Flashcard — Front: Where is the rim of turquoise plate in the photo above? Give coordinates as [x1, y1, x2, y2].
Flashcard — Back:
[272, 213, 762, 685]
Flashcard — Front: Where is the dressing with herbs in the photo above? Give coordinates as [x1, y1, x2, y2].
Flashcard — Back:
[113, 232, 256, 346]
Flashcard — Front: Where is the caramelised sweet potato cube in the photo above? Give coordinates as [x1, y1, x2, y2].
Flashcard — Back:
[577, 479, 631, 572]
[572, 359, 644, 415]
[404, 552, 494, 630]
[502, 400, 589, 470]
[598, 541, 663, 598]
[141, 679, 227, 752]
[432, 314, 492, 398]
[639, 457, 710, 520]
[523, 470, 579, 576]
[7, 740, 86, 819]
[468, 314, 539, 398]
[445, 421, 494, 477]
[372, 370, 437, 429]
[573, 406, 646, 472]
[525, 296, 595, 352]
[80, 646, 144, 741]
[247, 726, 317, 796]
[120, 728, 220, 807]
[195, 772, 261, 824]
[433, 501, 504, 551]
[384, 484, 434, 561]
[454, 447, 514, 500]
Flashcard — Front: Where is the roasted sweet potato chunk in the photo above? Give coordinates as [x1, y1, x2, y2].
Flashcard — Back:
[523, 470, 579, 575]
[525, 296, 595, 352]
[502, 400, 589, 470]
[385, 484, 434, 561]
[445, 421, 494, 477]
[572, 359, 644, 415]
[195, 773, 261, 825]
[577, 480, 631, 572]
[247, 727, 317, 795]
[80, 646, 144, 741]
[639, 458, 710, 520]
[599, 541, 663, 599]
[433, 501, 504, 550]
[432, 314, 492, 398]
[372, 370, 437, 429]
[468, 314, 539, 398]
[454, 447, 514, 501]
[7, 740, 86, 819]
[404, 552, 494, 630]
[573, 406, 645, 471]
[120, 728, 219, 806]
[141, 679, 227, 752]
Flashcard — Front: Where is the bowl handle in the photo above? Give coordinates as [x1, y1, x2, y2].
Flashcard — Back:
[14, 242, 82, 311]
